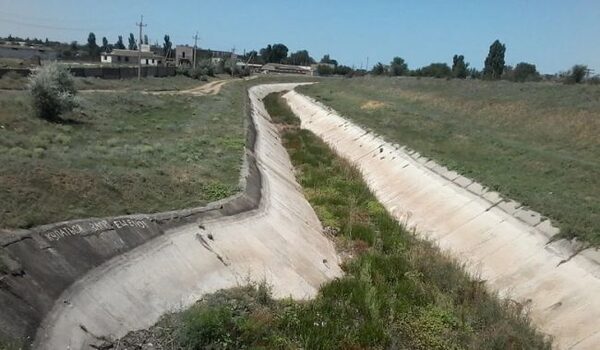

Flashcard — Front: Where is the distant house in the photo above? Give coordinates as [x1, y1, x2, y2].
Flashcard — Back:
[261, 63, 313, 75]
[100, 46, 163, 66]
[175, 45, 194, 66]
[0, 44, 57, 61]
[176, 45, 236, 66]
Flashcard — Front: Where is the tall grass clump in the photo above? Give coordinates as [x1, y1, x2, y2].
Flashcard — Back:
[27, 62, 77, 121]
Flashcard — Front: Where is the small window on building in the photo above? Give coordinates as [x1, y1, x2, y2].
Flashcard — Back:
[118, 56, 121, 62]
[104, 55, 107, 60]
[125, 57, 129, 62]
[145, 59, 149, 64]
[158, 60, 161, 64]
[152, 59, 155, 63]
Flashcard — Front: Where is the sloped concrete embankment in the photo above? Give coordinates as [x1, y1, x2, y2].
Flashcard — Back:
[0, 87, 260, 346]
[284, 90, 600, 350]
[0, 83, 341, 349]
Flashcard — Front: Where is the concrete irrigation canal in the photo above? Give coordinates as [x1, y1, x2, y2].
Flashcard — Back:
[0, 83, 599, 349]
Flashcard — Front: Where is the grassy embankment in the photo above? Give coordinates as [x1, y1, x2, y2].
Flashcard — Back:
[0, 78, 246, 228]
[298, 78, 600, 246]
[112, 92, 550, 349]
[0, 73, 223, 91]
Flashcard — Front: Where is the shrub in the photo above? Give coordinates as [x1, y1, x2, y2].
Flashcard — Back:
[27, 63, 77, 121]
[588, 75, 600, 85]
[390, 57, 408, 76]
[413, 63, 452, 78]
[334, 65, 353, 76]
[510, 62, 540, 82]
[317, 64, 335, 76]
[175, 66, 190, 77]
[371, 62, 387, 76]
[566, 64, 588, 84]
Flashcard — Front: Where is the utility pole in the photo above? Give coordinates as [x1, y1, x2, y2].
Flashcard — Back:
[231, 46, 236, 77]
[136, 15, 147, 80]
[192, 31, 199, 69]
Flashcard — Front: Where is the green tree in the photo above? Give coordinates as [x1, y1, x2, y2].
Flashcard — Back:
[128, 33, 137, 50]
[568, 64, 588, 84]
[289, 50, 314, 66]
[320, 54, 338, 66]
[334, 65, 353, 76]
[259, 45, 272, 62]
[115, 36, 126, 50]
[512, 62, 539, 82]
[390, 57, 408, 76]
[163, 35, 173, 57]
[143, 34, 149, 45]
[87, 32, 98, 57]
[101, 37, 109, 52]
[244, 50, 262, 64]
[260, 43, 288, 63]
[483, 40, 506, 79]
[414, 63, 452, 78]
[371, 62, 386, 76]
[271, 44, 288, 63]
[452, 54, 469, 79]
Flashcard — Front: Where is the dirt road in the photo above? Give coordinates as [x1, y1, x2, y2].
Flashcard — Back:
[79, 78, 234, 96]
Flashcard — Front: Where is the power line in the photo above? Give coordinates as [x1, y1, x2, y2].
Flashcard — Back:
[0, 9, 133, 23]
[0, 17, 113, 32]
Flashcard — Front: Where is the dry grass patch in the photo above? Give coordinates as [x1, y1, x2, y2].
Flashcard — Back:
[360, 99, 386, 110]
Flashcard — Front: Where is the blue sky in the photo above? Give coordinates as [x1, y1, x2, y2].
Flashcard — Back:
[1, 0, 599, 74]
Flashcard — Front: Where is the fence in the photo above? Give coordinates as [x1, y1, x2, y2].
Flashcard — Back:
[0, 66, 177, 79]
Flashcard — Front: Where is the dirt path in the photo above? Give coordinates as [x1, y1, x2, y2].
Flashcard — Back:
[148, 79, 229, 96]
[33, 83, 341, 349]
[284, 90, 600, 350]
[79, 78, 233, 96]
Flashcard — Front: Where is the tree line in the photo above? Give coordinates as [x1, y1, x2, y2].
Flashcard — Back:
[2, 34, 595, 83]
[371, 40, 595, 84]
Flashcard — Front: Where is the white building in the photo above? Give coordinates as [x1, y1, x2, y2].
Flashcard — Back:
[100, 46, 164, 66]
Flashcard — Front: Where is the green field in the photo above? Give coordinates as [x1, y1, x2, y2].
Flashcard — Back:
[111, 92, 550, 349]
[0, 79, 246, 228]
[298, 77, 600, 245]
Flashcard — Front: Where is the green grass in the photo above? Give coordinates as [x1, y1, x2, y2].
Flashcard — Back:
[298, 77, 600, 245]
[113, 93, 551, 349]
[0, 81, 246, 228]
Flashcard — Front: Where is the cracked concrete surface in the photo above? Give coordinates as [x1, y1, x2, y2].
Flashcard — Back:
[32, 84, 342, 349]
[284, 90, 600, 350]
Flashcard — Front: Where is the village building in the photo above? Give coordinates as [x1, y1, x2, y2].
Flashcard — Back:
[261, 63, 314, 75]
[100, 45, 163, 66]
[175, 45, 236, 66]
[175, 45, 194, 66]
